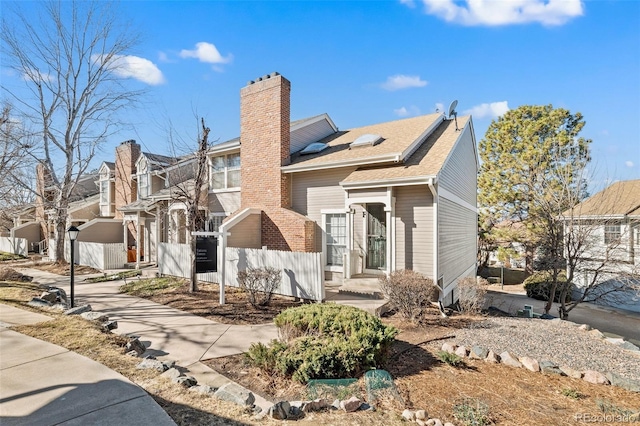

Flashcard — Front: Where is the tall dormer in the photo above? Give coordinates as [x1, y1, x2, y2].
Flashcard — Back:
[98, 162, 115, 217]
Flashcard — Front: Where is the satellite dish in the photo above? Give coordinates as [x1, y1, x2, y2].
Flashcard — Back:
[447, 100, 458, 119]
[447, 99, 460, 132]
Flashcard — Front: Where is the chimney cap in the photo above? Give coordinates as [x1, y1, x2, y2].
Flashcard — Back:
[121, 139, 136, 145]
[271, 72, 280, 77]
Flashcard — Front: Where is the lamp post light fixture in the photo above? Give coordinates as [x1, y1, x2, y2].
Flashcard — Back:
[67, 226, 80, 308]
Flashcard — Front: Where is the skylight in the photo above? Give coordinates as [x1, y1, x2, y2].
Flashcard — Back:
[350, 133, 382, 148]
[300, 142, 329, 155]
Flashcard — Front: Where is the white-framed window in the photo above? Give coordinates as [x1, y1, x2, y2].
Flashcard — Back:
[325, 213, 346, 266]
[207, 213, 227, 232]
[100, 180, 109, 205]
[210, 153, 240, 190]
[138, 172, 150, 199]
[604, 224, 621, 245]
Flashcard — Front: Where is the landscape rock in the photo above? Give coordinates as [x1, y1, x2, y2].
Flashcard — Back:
[469, 345, 489, 360]
[540, 360, 564, 375]
[520, 356, 540, 372]
[578, 324, 591, 331]
[559, 365, 583, 379]
[402, 409, 415, 421]
[331, 399, 341, 410]
[189, 384, 215, 395]
[340, 396, 362, 412]
[415, 409, 427, 420]
[359, 402, 375, 411]
[301, 399, 329, 413]
[137, 358, 174, 372]
[268, 401, 290, 420]
[605, 373, 640, 392]
[27, 298, 52, 308]
[51, 303, 67, 311]
[444, 423, 455, 426]
[175, 375, 197, 388]
[500, 351, 522, 368]
[80, 311, 109, 322]
[39, 291, 59, 304]
[441, 342, 457, 354]
[485, 350, 500, 364]
[287, 405, 304, 420]
[588, 329, 605, 339]
[605, 337, 640, 352]
[454, 345, 468, 357]
[125, 337, 146, 355]
[416, 420, 426, 426]
[64, 304, 92, 315]
[583, 370, 610, 385]
[160, 368, 182, 380]
[101, 320, 118, 332]
[48, 286, 67, 302]
[214, 382, 256, 407]
[426, 419, 443, 426]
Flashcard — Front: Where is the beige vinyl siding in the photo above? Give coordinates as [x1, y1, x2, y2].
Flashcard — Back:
[438, 124, 477, 206]
[69, 202, 99, 221]
[291, 168, 353, 252]
[208, 191, 241, 214]
[227, 213, 261, 249]
[394, 185, 433, 277]
[348, 188, 387, 200]
[438, 197, 477, 291]
[77, 220, 124, 243]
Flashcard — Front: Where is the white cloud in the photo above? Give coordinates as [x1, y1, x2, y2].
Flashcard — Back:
[394, 105, 421, 117]
[93, 54, 165, 85]
[158, 51, 170, 62]
[435, 102, 444, 113]
[413, 0, 584, 26]
[21, 69, 52, 83]
[179, 42, 233, 64]
[381, 74, 427, 91]
[463, 101, 509, 119]
[399, 0, 416, 8]
[112, 55, 165, 85]
[625, 161, 635, 168]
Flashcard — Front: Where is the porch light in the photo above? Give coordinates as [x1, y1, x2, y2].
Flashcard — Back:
[67, 226, 80, 241]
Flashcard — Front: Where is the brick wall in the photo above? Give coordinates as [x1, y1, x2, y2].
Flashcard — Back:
[114, 140, 140, 220]
[239, 73, 315, 251]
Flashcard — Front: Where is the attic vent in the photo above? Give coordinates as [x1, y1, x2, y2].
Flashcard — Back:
[300, 142, 329, 155]
[350, 133, 382, 148]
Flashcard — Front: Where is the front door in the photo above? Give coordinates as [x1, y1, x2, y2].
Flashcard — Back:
[366, 204, 386, 270]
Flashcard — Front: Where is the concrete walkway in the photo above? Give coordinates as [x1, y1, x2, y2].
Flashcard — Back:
[0, 304, 176, 426]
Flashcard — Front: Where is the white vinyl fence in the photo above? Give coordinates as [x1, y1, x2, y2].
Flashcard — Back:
[225, 247, 324, 301]
[158, 243, 219, 283]
[78, 242, 126, 270]
[47, 238, 76, 264]
[158, 243, 324, 301]
[0, 237, 27, 256]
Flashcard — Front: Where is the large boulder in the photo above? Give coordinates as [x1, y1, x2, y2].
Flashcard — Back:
[500, 351, 523, 368]
[214, 382, 255, 407]
[583, 370, 610, 385]
[520, 356, 540, 372]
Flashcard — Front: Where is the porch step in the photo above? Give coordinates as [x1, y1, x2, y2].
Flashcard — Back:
[338, 287, 385, 300]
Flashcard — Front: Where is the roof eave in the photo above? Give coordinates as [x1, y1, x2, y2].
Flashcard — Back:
[282, 153, 402, 174]
[340, 175, 436, 189]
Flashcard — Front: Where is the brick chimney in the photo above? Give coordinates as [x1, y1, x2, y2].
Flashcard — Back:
[239, 73, 314, 252]
[114, 140, 141, 219]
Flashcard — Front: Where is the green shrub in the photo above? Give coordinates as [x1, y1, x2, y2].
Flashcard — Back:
[523, 271, 572, 303]
[246, 304, 398, 383]
[453, 397, 491, 426]
[378, 269, 438, 320]
[437, 350, 464, 367]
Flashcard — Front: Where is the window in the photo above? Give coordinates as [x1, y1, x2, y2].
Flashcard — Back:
[138, 173, 150, 199]
[604, 224, 621, 245]
[325, 213, 346, 266]
[207, 213, 227, 232]
[100, 180, 109, 205]
[210, 153, 240, 190]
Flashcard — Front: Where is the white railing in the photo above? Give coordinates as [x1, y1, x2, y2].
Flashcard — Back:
[225, 247, 324, 301]
[0, 237, 28, 256]
[158, 243, 324, 301]
[78, 242, 126, 270]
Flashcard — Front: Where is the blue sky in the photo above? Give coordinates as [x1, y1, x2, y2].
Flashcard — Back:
[3, 0, 639, 186]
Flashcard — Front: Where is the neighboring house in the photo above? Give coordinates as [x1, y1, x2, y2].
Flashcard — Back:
[564, 179, 640, 312]
[208, 73, 478, 304]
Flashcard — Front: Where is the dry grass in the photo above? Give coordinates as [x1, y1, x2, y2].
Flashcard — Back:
[26, 261, 101, 276]
[0, 279, 49, 313]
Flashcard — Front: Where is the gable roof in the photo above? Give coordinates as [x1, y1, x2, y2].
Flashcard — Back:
[567, 179, 640, 218]
[340, 116, 471, 186]
[282, 113, 445, 173]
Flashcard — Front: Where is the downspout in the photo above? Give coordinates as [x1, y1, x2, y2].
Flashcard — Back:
[428, 179, 442, 301]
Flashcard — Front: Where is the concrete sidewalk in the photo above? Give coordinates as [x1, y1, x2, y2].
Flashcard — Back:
[0, 304, 175, 426]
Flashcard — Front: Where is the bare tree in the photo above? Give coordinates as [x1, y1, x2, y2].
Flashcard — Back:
[535, 160, 639, 319]
[1, 0, 142, 262]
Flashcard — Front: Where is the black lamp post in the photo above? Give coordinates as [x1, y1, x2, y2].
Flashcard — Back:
[67, 226, 80, 308]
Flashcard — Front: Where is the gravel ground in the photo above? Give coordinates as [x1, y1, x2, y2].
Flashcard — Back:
[437, 317, 640, 381]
